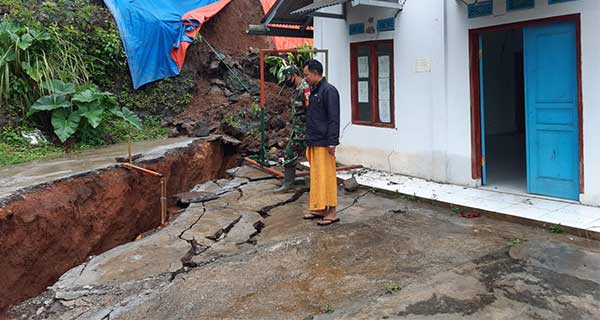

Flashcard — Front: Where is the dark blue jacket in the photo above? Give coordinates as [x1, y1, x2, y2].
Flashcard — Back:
[306, 79, 340, 147]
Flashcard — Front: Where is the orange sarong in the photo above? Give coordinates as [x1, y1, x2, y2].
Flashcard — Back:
[306, 146, 338, 211]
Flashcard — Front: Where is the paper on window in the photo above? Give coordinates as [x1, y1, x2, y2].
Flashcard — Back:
[378, 78, 390, 100]
[378, 56, 390, 78]
[358, 56, 369, 78]
[358, 81, 369, 103]
[379, 99, 391, 123]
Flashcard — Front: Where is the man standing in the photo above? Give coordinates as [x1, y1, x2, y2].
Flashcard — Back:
[276, 65, 310, 192]
[302, 59, 340, 226]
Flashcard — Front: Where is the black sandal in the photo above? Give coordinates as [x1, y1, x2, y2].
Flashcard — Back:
[317, 218, 340, 226]
[303, 212, 325, 220]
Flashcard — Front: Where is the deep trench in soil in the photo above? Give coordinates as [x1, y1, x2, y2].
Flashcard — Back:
[0, 139, 239, 313]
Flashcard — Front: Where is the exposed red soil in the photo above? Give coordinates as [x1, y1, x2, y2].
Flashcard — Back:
[0, 140, 238, 314]
[201, 0, 273, 58]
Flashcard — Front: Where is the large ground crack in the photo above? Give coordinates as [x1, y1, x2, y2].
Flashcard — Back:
[338, 190, 372, 214]
[170, 185, 308, 281]
[257, 188, 309, 217]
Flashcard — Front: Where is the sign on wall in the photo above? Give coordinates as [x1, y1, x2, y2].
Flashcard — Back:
[349, 23, 365, 35]
[468, 0, 493, 18]
[377, 18, 395, 32]
[507, 0, 535, 11]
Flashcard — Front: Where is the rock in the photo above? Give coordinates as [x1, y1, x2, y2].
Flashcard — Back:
[36, 306, 45, 316]
[59, 300, 76, 308]
[238, 121, 259, 136]
[192, 181, 221, 193]
[115, 154, 143, 163]
[55, 290, 89, 301]
[232, 166, 274, 181]
[344, 177, 360, 192]
[222, 123, 242, 138]
[160, 117, 173, 127]
[168, 127, 180, 138]
[174, 192, 219, 206]
[190, 122, 214, 138]
[269, 115, 286, 131]
[21, 129, 48, 146]
[269, 147, 278, 159]
[208, 85, 224, 96]
[209, 60, 220, 72]
[228, 94, 240, 103]
[209, 78, 226, 87]
[226, 167, 240, 176]
[220, 135, 241, 146]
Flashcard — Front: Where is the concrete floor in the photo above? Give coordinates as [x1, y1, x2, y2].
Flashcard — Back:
[9, 166, 600, 320]
[485, 133, 527, 194]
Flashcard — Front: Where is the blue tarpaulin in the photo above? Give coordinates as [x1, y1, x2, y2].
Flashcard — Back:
[103, 0, 230, 89]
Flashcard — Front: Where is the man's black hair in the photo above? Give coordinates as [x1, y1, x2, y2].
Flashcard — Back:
[303, 59, 324, 76]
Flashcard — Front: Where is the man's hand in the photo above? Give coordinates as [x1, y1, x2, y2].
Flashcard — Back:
[328, 146, 336, 156]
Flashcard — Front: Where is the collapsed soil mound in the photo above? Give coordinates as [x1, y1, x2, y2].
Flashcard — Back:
[163, 0, 297, 160]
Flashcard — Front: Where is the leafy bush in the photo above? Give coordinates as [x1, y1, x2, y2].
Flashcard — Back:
[0, 20, 89, 118]
[1, 0, 191, 151]
[28, 80, 142, 142]
[264, 43, 315, 83]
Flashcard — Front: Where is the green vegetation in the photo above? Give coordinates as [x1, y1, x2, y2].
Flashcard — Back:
[401, 194, 418, 202]
[507, 238, 526, 247]
[384, 282, 402, 295]
[320, 304, 335, 314]
[0, 118, 167, 167]
[0, 20, 89, 118]
[105, 117, 168, 144]
[117, 71, 195, 116]
[451, 206, 464, 215]
[0, 0, 187, 167]
[548, 224, 564, 234]
[264, 43, 315, 83]
[0, 126, 63, 166]
[28, 80, 142, 143]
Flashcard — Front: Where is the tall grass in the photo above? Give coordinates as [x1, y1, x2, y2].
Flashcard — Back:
[0, 21, 89, 120]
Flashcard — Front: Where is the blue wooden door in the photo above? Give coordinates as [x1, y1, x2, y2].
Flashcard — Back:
[524, 22, 579, 200]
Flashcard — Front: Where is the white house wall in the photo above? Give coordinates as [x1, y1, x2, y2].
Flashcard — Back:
[315, 0, 600, 206]
[447, 0, 600, 205]
[315, 0, 449, 182]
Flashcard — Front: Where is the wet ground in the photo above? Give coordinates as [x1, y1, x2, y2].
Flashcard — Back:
[0, 137, 194, 202]
[9, 166, 600, 320]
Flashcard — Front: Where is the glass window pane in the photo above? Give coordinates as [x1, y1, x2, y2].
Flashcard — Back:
[356, 45, 371, 122]
[377, 44, 393, 124]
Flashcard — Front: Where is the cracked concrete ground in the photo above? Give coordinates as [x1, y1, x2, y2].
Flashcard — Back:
[9, 166, 600, 320]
